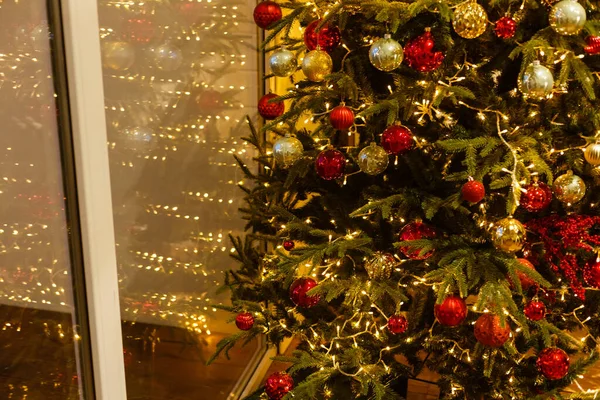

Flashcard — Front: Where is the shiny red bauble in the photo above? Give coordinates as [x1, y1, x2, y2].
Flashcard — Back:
[258, 93, 284, 120]
[583, 261, 600, 288]
[124, 17, 156, 44]
[265, 372, 294, 400]
[399, 221, 437, 260]
[404, 30, 445, 72]
[196, 89, 223, 112]
[283, 240, 295, 251]
[304, 20, 341, 53]
[235, 312, 255, 330]
[329, 105, 354, 130]
[520, 182, 552, 212]
[289, 277, 320, 307]
[388, 314, 408, 334]
[536, 348, 570, 380]
[495, 16, 517, 39]
[514, 258, 538, 291]
[524, 300, 546, 321]
[253, 1, 282, 29]
[584, 36, 600, 55]
[434, 296, 467, 327]
[461, 180, 485, 203]
[315, 148, 346, 180]
[474, 314, 511, 348]
[381, 125, 413, 155]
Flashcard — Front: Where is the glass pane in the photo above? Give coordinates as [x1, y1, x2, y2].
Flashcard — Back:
[96, 1, 261, 398]
[0, 1, 90, 399]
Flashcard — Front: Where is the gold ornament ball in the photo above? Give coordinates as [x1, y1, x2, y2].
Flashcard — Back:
[269, 48, 298, 77]
[364, 252, 395, 280]
[584, 142, 600, 166]
[553, 170, 586, 204]
[492, 217, 526, 253]
[358, 143, 389, 175]
[453, 1, 488, 39]
[302, 50, 333, 82]
[549, 0, 586, 36]
[102, 41, 136, 71]
[369, 34, 404, 72]
[518, 61, 554, 100]
[273, 135, 304, 168]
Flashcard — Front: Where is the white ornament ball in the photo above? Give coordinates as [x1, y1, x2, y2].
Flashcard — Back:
[518, 61, 554, 100]
[273, 135, 304, 168]
[269, 48, 298, 77]
[154, 43, 183, 71]
[549, 0, 586, 36]
[369, 34, 404, 72]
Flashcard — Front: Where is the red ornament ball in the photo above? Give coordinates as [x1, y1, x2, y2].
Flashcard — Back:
[536, 348, 570, 380]
[520, 182, 552, 212]
[388, 314, 408, 334]
[474, 314, 511, 348]
[124, 17, 156, 44]
[304, 20, 341, 53]
[381, 125, 413, 155]
[434, 296, 467, 327]
[196, 89, 223, 112]
[265, 372, 294, 400]
[290, 277, 320, 308]
[584, 261, 600, 288]
[315, 148, 346, 180]
[235, 312, 255, 330]
[253, 1, 282, 29]
[495, 16, 517, 39]
[258, 93, 284, 120]
[283, 240, 295, 251]
[513, 258, 538, 291]
[399, 221, 437, 260]
[404, 30, 445, 72]
[524, 300, 546, 321]
[329, 105, 354, 130]
[584, 36, 600, 55]
[461, 180, 485, 203]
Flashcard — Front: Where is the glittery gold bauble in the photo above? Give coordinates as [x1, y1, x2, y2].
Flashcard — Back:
[102, 41, 135, 71]
[269, 47, 298, 77]
[358, 143, 389, 175]
[553, 170, 586, 204]
[302, 49, 333, 82]
[369, 34, 404, 72]
[452, 1, 488, 39]
[549, 0, 586, 36]
[273, 134, 304, 168]
[518, 61, 554, 100]
[491, 217, 526, 253]
[584, 142, 600, 166]
[364, 252, 395, 280]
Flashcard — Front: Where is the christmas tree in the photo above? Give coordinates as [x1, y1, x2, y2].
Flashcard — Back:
[213, 0, 600, 398]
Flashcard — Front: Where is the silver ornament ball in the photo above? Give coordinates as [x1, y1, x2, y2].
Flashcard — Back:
[273, 135, 304, 168]
[553, 170, 586, 205]
[369, 34, 404, 72]
[122, 126, 155, 152]
[358, 143, 389, 175]
[269, 48, 298, 77]
[154, 43, 183, 71]
[549, 0, 586, 36]
[584, 142, 600, 166]
[518, 60, 554, 100]
[102, 41, 136, 71]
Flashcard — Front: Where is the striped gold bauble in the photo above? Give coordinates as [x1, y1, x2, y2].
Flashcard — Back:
[584, 142, 600, 166]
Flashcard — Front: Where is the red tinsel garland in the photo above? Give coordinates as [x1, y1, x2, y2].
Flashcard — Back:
[526, 215, 600, 300]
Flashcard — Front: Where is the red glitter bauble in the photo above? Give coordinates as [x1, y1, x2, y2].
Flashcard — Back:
[495, 16, 517, 39]
[474, 314, 511, 348]
[520, 182, 552, 212]
[404, 30, 445, 72]
[264, 372, 294, 400]
[329, 105, 354, 130]
[524, 300, 546, 321]
[434, 296, 467, 327]
[461, 180, 485, 203]
[381, 125, 413, 155]
[388, 315, 408, 334]
[304, 20, 341, 53]
[283, 240, 295, 251]
[584, 261, 600, 288]
[289, 277, 320, 307]
[253, 1, 282, 29]
[399, 221, 437, 260]
[235, 312, 255, 331]
[258, 93, 284, 120]
[315, 148, 346, 180]
[584, 36, 600, 55]
[123, 17, 156, 44]
[536, 348, 570, 380]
